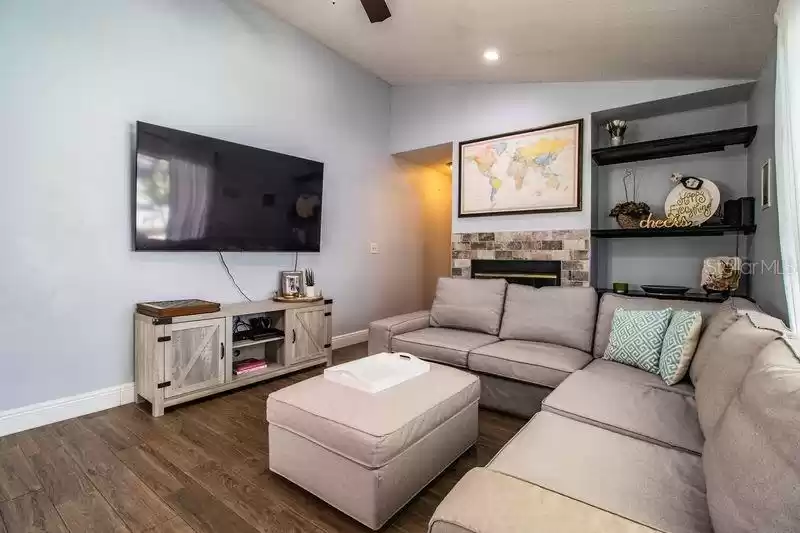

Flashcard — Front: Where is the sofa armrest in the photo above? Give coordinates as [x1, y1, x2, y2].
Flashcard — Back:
[368, 310, 431, 355]
[429, 468, 658, 533]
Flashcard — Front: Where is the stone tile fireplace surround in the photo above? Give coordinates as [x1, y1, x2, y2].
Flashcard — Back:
[451, 230, 591, 287]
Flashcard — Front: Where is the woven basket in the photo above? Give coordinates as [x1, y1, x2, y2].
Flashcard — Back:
[616, 214, 644, 229]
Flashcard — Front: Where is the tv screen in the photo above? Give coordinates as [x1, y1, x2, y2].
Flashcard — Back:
[133, 122, 324, 252]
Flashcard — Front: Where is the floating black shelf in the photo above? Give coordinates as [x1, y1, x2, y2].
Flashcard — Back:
[592, 126, 758, 166]
[591, 224, 756, 238]
[595, 289, 749, 303]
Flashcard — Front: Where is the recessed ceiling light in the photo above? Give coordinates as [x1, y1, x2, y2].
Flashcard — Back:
[483, 48, 500, 62]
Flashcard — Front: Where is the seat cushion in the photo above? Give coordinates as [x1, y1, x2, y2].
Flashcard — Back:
[593, 293, 723, 357]
[543, 371, 704, 454]
[498, 285, 598, 352]
[393, 327, 498, 368]
[430, 468, 662, 533]
[266, 361, 480, 469]
[695, 311, 786, 436]
[583, 359, 694, 396]
[468, 340, 592, 388]
[488, 412, 711, 533]
[703, 336, 800, 533]
[430, 278, 508, 335]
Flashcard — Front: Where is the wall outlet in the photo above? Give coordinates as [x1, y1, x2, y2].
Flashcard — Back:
[370, 242, 380, 254]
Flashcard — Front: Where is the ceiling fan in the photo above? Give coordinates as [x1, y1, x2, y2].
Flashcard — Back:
[359, 0, 391, 23]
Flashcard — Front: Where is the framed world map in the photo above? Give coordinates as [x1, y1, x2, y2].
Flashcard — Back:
[458, 119, 583, 217]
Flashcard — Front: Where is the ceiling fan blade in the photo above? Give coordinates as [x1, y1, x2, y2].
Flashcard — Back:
[360, 0, 391, 23]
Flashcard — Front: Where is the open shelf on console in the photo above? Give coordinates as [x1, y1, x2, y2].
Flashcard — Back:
[232, 335, 285, 350]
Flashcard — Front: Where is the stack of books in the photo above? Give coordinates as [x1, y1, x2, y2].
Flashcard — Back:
[233, 359, 268, 376]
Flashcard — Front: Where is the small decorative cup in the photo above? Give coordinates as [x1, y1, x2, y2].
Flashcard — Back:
[612, 282, 629, 294]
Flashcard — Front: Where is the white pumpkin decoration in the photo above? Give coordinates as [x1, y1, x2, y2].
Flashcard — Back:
[664, 176, 720, 226]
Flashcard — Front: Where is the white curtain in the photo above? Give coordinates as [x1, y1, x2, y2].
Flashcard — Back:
[776, 0, 800, 332]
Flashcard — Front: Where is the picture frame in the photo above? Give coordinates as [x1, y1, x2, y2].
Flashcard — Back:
[761, 159, 773, 210]
[458, 119, 583, 218]
[280, 271, 304, 298]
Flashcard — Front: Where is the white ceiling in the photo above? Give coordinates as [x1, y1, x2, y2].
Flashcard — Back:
[256, 0, 778, 85]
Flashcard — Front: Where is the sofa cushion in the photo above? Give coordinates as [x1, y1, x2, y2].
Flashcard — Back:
[660, 310, 703, 386]
[604, 308, 673, 374]
[392, 327, 498, 368]
[695, 312, 786, 436]
[703, 336, 800, 533]
[498, 285, 597, 352]
[688, 300, 740, 385]
[430, 278, 507, 335]
[583, 358, 695, 396]
[593, 293, 722, 357]
[488, 412, 711, 533]
[468, 340, 592, 388]
[429, 468, 661, 533]
[543, 371, 704, 454]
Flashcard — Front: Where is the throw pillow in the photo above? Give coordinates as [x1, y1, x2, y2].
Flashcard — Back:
[604, 308, 673, 374]
[659, 310, 703, 385]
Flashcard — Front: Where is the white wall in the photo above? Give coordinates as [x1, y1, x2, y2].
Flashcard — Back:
[0, 0, 422, 411]
[747, 42, 788, 321]
[390, 80, 750, 234]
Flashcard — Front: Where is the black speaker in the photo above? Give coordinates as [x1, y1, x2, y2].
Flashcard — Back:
[723, 197, 755, 227]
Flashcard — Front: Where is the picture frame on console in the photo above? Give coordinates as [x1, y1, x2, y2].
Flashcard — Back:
[280, 271, 304, 298]
[458, 119, 584, 218]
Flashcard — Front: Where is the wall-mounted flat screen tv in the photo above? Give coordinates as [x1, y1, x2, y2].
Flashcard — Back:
[133, 122, 324, 252]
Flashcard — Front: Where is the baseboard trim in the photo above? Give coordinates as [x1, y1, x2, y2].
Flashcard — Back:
[332, 329, 368, 350]
[0, 383, 135, 438]
[0, 329, 369, 437]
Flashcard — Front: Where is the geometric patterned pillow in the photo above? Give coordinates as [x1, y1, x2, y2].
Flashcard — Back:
[604, 308, 673, 374]
[659, 310, 703, 385]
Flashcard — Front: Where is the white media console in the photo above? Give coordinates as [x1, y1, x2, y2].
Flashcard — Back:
[134, 298, 332, 416]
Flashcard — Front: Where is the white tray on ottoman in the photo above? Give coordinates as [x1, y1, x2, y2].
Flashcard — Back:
[323, 352, 430, 393]
[266, 359, 480, 530]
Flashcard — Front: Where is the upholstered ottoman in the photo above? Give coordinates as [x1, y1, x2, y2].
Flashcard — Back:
[266, 362, 480, 530]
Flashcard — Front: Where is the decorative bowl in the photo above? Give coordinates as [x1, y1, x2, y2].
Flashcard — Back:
[640, 285, 691, 296]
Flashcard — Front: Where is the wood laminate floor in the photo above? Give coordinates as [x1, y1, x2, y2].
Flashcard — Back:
[0, 344, 525, 533]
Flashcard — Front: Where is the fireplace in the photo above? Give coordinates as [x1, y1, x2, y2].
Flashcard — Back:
[471, 260, 562, 288]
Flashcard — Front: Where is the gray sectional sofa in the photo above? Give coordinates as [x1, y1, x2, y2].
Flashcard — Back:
[368, 278, 799, 533]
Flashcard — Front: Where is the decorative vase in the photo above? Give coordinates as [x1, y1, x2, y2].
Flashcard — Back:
[304, 286, 316, 298]
[702, 257, 742, 295]
[611, 136, 624, 147]
[615, 214, 643, 229]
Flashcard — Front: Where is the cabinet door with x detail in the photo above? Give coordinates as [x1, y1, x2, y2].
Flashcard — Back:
[286, 306, 327, 365]
[163, 318, 226, 398]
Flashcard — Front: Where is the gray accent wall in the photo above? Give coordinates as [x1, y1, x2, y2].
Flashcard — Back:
[390, 79, 752, 234]
[597, 103, 750, 291]
[747, 41, 788, 321]
[0, 0, 423, 410]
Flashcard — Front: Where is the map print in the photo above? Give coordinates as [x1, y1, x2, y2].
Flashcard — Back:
[460, 121, 582, 216]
